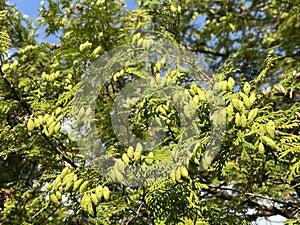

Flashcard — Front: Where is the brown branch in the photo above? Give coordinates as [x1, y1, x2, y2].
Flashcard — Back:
[206, 188, 299, 220]
[244, 211, 277, 221]
[245, 198, 298, 220]
[0, 64, 77, 169]
[125, 202, 144, 225]
[41, 132, 78, 169]
[185, 45, 229, 57]
[0, 65, 32, 113]
[208, 185, 299, 208]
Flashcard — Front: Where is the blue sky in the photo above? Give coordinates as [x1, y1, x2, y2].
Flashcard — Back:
[7, 0, 137, 43]
[7, 0, 40, 17]
[8, 0, 137, 18]
[6, 1, 287, 225]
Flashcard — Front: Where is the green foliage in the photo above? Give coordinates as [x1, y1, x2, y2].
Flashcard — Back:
[0, 0, 299, 224]
[0, 10, 10, 56]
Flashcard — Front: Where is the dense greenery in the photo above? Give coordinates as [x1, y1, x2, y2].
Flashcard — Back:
[0, 0, 299, 224]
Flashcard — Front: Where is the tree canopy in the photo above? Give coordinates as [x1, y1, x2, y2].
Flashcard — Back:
[0, 0, 300, 224]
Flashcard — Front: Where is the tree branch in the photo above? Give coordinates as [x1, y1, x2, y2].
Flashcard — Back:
[185, 45, 229, 57]
[205, 187, 299, 220]
[0, 64, 77, 169]
[0, 65, 32, 113]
